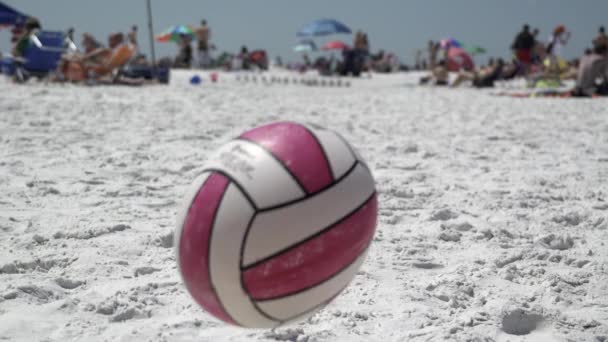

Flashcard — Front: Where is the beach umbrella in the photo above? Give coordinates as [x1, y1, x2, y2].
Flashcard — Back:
[293, 40, 317, 52]
[155, 25, 194, 42]
[465, 45, 486, 55]
[446, 47, 474, 72]
[297, 18, 351, 37]
[321, 40, 349, 51]
[440, 37, 462, 49]
[0, 1, 29, 26]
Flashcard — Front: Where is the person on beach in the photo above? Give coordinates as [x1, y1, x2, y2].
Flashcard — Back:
[195, 20, 211, 68]
[593, 26, 608, 49]
[353, 31, 370, 70]
[231, 46, 250, 70]
[531, 28, 546, 64]
[546, 25, 570, 58]
[128, 25, 139, 54]
[427, 40, 439, 68]
[511, 24, 535, 72]
[174, 34, 193, 68]
[64, 27, 77, 51]
[419, 59, 449, 86]
[12, 17, 41, 58]
[451, 58, 505, 88]
[573, 44, 608, 97]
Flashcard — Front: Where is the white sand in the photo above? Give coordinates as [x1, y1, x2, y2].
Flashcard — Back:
[0, 70, 607, 342]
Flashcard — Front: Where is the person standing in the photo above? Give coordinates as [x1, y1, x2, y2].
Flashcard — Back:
[128, 25, 139, 54]
[546, 25, 570, 58]
[174, 34, 192, 68]
[511, 24, 535, 69]
[195, 19, 211, 69]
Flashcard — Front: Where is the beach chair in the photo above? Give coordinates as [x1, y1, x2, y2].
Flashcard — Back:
[63, 44, 136, 82]
[0, 54, 16, 76]
[14, 30, 68, 81]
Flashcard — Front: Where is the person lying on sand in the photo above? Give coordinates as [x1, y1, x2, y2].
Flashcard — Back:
[450, 59, 505, 88]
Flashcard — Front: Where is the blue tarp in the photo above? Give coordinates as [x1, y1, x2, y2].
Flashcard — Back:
[0, 1, 28, 26]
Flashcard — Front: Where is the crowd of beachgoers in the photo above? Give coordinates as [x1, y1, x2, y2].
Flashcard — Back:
[2, 14, 608, 95]
[421, 24, 608, 97]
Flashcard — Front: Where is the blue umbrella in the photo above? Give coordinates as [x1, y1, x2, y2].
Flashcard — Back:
[297, 18, 352, 37]
[0, 1, 29, 26]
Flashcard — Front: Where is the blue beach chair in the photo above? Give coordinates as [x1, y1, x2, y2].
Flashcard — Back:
[13, 30, 71, 81]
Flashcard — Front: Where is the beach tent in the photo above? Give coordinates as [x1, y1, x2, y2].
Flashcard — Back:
[446, 47, 474, 72]
[0, 1, 28, 26]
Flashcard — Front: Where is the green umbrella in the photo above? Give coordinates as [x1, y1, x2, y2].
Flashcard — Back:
[465, 45, 487, 55]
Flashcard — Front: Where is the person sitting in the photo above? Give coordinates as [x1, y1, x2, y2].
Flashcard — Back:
[594, 26, 608, 50]
[56, 32, 136, 83]
[573, 44, 608, 97]
[12, 17, 41, 59]
[419, 59, 449, 86]
[232, 46, 251, 70]
[451, 59, 505, 88]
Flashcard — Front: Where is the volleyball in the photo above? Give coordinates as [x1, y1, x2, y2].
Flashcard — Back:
[175, 121, 377, 328]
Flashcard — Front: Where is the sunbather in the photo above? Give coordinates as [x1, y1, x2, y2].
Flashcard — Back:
[56, 32, 135, 83]
[451, 59, 505, 88]
[419, 59, 449, 86]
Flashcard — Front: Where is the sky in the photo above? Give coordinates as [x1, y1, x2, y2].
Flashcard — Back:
[1, 0, 607, 65]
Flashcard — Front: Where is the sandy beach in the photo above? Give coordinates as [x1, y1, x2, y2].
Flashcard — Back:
[0, 70, 607, 341]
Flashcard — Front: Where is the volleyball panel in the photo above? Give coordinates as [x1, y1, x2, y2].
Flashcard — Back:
[240, 121, 333, 194]
[203, 139, 306, 209]
[177, 173, 236, 325]
[175, 171, 210, 269]
[243, 194, 377, 301]
[255, 250, 369, 321]
[208, 183, 279, 328]
[242, 163, 375, 267]
[304, 125, 357, 180]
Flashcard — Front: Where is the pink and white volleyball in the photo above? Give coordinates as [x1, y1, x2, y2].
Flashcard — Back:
[175, 121, 377, 328]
